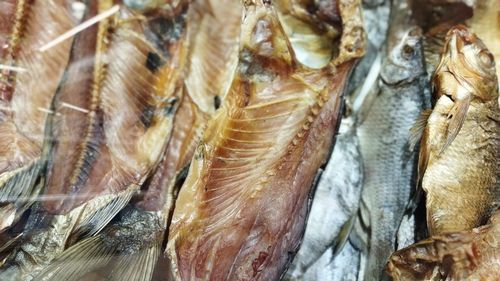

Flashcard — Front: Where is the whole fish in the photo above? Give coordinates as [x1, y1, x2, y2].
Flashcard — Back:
[356, 0, 428, 280]
[416, 25, 499, 235]
[34, 1, 242, 280]
[0, 0, 77, 231]
[0, 1, 184, 279]
[285, 112, 363, 279]
[387, 209, 500, 280]
[166, 0, 365, 280]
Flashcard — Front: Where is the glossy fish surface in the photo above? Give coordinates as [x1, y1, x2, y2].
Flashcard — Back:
[418, 25, 499, 235]
[387, 209, 500, 281]
[0, 2, 185, 279]
[356, 0, 429, 280]
[0, 0, 76, 230]
[166, 0, 365, 280]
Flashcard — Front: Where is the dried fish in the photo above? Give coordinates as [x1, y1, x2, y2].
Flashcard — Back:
[33, 1, 242, 279]
[166, 0, 365, 280]
[415, 25, 499, 235]
[0, 2, 185, 279]
[387, 209, 500, 281]
[356, 0, 429, 280]
[285, 113, 363, 279]
[0, 0, 76, 231]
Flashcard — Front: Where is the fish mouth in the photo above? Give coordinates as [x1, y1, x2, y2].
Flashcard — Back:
[447, 25, 476, 46]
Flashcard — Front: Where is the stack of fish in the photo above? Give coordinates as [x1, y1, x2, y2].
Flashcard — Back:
[0, 0, 497, 281]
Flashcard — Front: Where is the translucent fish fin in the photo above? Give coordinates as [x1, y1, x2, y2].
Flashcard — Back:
[440, 94, 471, 154]
[35, 236, 117, 281]
[408, 109, 432, 152]
[108, 239, 161, 281]
[332, 215, 356, 257]
[72, 187, 137, 238]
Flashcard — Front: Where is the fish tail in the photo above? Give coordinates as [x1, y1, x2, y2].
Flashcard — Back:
[36, 231, 162, 281]
[0, 160, 42, 231]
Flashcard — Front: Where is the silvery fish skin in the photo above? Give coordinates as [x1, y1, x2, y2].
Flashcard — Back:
[362, 0, 390, 50]
[0, 0, 76, 230]
[357, 1, 428, 280]
[285, 114, 363, 279]
[418, 25, 499, 235]
[294, 238, 363, 281]
[387, 209, 500, 281]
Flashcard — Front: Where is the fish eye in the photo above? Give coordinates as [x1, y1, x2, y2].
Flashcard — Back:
[402, 44, 415, 59]
[478, 50, 494, 67]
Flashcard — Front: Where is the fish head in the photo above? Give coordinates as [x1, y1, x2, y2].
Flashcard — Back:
[434, 25, 498, 101]
[380, 26, 425, 86]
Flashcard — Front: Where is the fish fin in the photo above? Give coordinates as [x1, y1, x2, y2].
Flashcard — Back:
[332, 215, 356, 256]
[107, 239, 161, 281]
[408, 109, 432, 152]
[72, 187, 136, 238]
[440, 95, 471, 154]
[0, 233, 22, 254]
[35, 236, 117, 281]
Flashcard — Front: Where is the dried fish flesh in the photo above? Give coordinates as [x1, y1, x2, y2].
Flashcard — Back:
[285, 113, 363, 279]
[0, 0, 76, 230]
[166, 0, 365, 280]
[356, 0, 429, 279]
[387, 209, 500, 281]
[33, 1, 242, 278]
[0, 2, 185, 279]
[416, 25, 499, 235]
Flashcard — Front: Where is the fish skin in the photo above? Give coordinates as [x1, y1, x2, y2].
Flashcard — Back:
[166, 0, 365, 280]
[0, 2, 185, 279]
[419, 25, 499, 235]
[0, 0, 76, 230]
[297, 238, 363, 281]
[387, 209, 500, 281]
[357, 1, 429, 280]
[285, 114, 363, 279]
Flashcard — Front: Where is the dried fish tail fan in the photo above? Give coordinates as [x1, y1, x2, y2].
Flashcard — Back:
[166, 0, 365, 280]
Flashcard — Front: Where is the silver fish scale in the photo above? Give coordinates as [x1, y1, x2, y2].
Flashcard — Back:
[357, 79, 426, 281]
[286, 116, 363, 280]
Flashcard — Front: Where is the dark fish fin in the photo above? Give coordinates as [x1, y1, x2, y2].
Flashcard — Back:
[408, 109, 432, 152]
[35, 236, 117, 281]
[72, 187, 137, 238]
[440, 95, 471, 155]
[0, 160, 42, 231]
[0, 159, 41, 203]
[107, 238, 161, 281]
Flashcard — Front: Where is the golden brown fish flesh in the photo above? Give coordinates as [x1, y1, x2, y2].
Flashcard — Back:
[416, 25, 499, 235]
[387, 209, 500, 281]
[166, 0, 365, 280]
